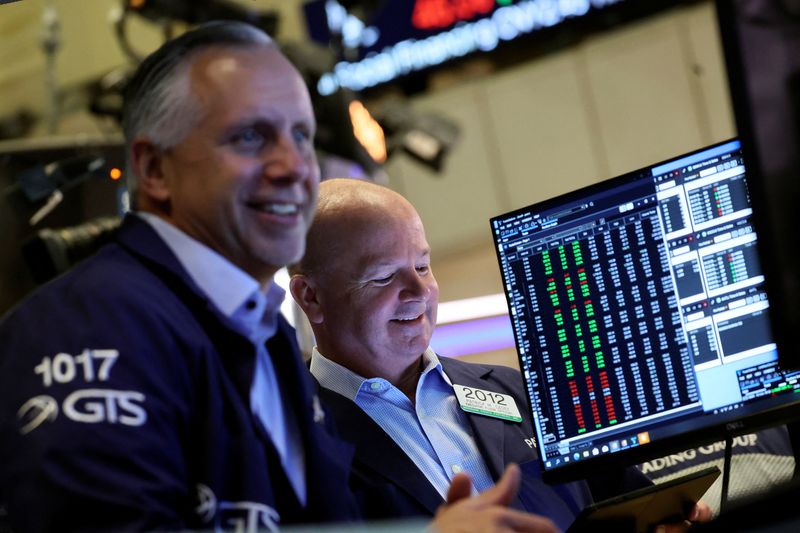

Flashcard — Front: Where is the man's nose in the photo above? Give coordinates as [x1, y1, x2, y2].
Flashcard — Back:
[400, 271, 431, 301]
[263, 132, 310, 181]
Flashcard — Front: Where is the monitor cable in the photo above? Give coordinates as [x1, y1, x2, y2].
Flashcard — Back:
[719, 434, 733, 514]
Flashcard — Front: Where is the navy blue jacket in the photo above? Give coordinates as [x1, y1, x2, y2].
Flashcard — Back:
[319, 356, 594, 532]
[0, 215, 360, 532]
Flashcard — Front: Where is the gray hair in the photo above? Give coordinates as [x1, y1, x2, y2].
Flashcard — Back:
[122, 21, 275, 207]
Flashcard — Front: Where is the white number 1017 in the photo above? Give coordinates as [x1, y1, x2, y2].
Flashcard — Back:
[34, 349, 119, 387]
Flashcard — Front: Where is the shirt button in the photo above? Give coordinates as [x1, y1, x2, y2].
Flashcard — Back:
[245, 300, 257, 311]
[451, 464, 462, 474]
[370, 382, 382, 391]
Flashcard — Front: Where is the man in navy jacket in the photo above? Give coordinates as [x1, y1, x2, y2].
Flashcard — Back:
[0, 20, 356, 532]
[0, 22, 553, 533]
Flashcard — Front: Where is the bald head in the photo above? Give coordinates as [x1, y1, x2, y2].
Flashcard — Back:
[289, 178, 439, 384]
[291, 178, 419, 278]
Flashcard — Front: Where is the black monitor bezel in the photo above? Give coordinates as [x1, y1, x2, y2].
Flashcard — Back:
[490, 139, 800, 484]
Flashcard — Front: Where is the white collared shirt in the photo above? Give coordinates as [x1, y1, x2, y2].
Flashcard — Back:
[136, 211, 306, 504]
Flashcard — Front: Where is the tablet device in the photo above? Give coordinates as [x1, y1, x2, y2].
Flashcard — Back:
[567, 466, 720, 533]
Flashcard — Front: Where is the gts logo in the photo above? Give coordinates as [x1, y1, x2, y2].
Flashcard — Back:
[17, 389, 147, 434]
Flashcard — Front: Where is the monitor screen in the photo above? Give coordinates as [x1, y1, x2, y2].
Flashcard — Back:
[715, 0, 800, 371]
[491, 139, 800, 484]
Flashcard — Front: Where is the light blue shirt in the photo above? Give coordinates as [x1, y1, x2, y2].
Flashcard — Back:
[310, 346, 494, 498]
[136, 212, 306, 504]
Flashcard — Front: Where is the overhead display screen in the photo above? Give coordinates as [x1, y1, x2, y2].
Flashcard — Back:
[303, 0, 636, 95]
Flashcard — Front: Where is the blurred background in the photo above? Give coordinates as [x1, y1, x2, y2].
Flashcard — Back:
[0, 0, 735, 367]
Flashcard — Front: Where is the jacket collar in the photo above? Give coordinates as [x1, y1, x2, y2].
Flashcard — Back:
[115, 213, 210, 301]
[439, 357, 508, 480]
[318, 386, 443, 514]
[116, 214, 358, 517]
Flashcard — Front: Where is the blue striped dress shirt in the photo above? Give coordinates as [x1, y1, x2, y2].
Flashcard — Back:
[310, 347, 494, 498]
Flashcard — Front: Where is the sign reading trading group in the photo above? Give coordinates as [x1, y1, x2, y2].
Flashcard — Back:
[304, 0, 629, 95]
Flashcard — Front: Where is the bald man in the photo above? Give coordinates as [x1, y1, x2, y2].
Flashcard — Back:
[289, 179, 596, 530]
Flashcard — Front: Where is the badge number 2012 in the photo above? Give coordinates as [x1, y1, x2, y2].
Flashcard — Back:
[454, 385, 523, 423]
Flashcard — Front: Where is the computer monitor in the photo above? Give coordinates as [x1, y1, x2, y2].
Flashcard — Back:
[491, 139, 800, 484]
[715, 0, 800, 371]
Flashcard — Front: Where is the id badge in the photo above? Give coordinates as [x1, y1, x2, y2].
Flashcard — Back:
[454, 385, 522, 423]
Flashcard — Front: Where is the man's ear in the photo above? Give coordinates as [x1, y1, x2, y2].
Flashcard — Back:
[130, 138, 171, 204]
[290, 274, 324, 324]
